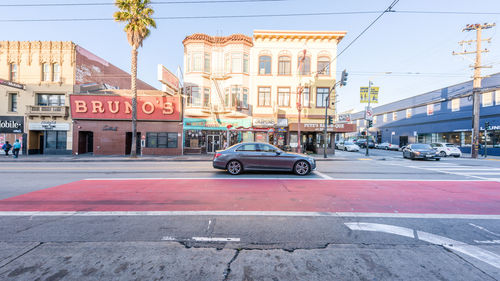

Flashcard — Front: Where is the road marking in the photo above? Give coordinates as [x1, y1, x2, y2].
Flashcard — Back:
[469, 223, 500, 237]
[82, 177, 495, 182]
[161, 236, 176, 241]
[474, 240, 500, 244]
[192, 237, 240, 242]
[358, 158, 372, 161]
[345, 222, 500, 269]
[313, 171, 333, 179]
[1, 211, 500, 219]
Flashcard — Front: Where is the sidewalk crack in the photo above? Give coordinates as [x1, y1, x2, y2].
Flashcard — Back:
[0, 242, 43, 270]
[440, 245, 498, 281]
[222, 249, 240, 281]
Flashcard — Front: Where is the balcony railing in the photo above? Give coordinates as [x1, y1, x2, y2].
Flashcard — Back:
[26, 105, 69, 117]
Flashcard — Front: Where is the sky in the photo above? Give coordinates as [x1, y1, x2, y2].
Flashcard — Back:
[1, 0, 499, 113]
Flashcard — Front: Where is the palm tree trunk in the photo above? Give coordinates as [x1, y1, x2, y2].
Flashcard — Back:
[130, 46, 138, 158]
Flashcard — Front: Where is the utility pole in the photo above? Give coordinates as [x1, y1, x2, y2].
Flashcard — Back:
[296, 49, 306, 154]
[453, 23, 495, 158]
[364, 81, 373, 157]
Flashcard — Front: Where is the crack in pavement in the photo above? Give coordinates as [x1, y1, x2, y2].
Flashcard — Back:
[440, 245, 499, 281]
[222, 249, 240, 281]
[0, 242, 43, 270]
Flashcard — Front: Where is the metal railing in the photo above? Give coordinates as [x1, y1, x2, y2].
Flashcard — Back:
[26, 105, 69, 117]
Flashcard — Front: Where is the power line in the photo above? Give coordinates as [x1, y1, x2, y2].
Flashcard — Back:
[0, 0, 286, 7]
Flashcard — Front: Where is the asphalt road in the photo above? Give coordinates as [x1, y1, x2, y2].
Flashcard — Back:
[0, 151, 499, 280]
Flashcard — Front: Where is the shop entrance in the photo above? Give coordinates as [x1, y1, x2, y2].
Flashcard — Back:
[78, 131, 94, 154]
[303, 133, 317, 154]
[125, 132, 141, 155]
[207, 135, 221, 153]
[39, 134, 44, 154]
[399, 136, 408, 147]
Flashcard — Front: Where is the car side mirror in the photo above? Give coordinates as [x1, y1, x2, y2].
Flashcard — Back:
[276, 150, 282, 155]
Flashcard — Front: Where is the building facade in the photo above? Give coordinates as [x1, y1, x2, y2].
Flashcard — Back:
[182, 30, 356, 154]
[0, 41, 154, 155]
[350, 72, 500, 156]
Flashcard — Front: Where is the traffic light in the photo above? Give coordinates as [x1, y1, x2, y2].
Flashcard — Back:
[328, 116, 333, 125]
[361, 131, 366, 136]
[368, 120, 373, 128]
[340, 69, 348, 86]
[485, 122, 490, 130]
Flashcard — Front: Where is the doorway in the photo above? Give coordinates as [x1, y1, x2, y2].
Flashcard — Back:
[78, 131, 94, 154]
[399, 136, 408, 147]
[207, 135, 221, 153]
[39, 134, 44, 154]
[126, 132, 141, 155]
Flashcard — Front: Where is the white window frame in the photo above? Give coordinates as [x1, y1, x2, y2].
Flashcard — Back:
[482, 92, 493, 107]
[383, 113, 387, 122]
[392, 112, 397, 121]
[406, 108, 412, 118]
[496, 90, 500, 105]
[42, 63, 50, 81]
[52, 63, 61, 82]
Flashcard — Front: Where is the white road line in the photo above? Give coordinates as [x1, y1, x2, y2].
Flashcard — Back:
[469, 223, 500, 237]
[438, 168, 500, 171]
[345, 222, 500, 269]
[1, 211, 500, 219]
[474, 240, 500, 244]
[456, 172, 500, 176]
[314, 171, 333, 180]
[161, 236, 176, 241]
[192, 237, 240, 242]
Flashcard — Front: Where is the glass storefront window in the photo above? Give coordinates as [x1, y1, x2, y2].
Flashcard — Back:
[45, 131, 66, 150]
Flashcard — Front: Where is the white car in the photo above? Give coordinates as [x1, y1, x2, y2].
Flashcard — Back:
[338, 141, 360, 152]
[430, 143, 462, 157]
[378, 142, 400, 151]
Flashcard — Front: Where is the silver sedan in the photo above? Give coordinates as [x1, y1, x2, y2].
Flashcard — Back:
[212, 142, 316, 175]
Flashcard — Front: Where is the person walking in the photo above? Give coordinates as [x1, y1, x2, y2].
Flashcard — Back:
[2, 141, 12, 156]
[12, 140, 21, 158]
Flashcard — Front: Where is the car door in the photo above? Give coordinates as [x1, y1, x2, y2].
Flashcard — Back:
[258, 143, 293, 170]
[235, 143, 261, 169]
[403, 145, 411, 157]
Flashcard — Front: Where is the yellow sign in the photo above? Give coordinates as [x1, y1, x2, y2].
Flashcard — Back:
[360, 87, 379, 103]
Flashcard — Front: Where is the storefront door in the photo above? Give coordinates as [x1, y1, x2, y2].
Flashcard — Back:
[207, 135, 221, 153]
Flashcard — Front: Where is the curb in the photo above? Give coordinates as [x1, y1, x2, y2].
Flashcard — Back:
[0, 157, 349, 163]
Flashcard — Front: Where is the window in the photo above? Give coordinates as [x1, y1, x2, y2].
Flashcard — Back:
[231, 86, 241, 108]
[301, 87, 310, 107]
[278, 87, 290, 107]
[42, 63, 50, 81]
[187, 87, 201, 107]
[451, 98, 460, 112]
[427, 104, 434, 115]
[231, 53, 242, 73]
[406, 108, 412, 118]
[258, 87, 271, 106]
[259, 55, 271, 75]
[298, 56, 311, 75]
[383, 114, 387, 122]
[203, 88, 210, 107]
[146, 132, 178, 148]
[37, 94, 65, 106]
[278, 56, 291, 75]
[373, 115, 377, 124]
[243, 54, 249, 74]
[317, 57, 330, 75]
[9, 93, 17, 112]
[392, 112, 397, 121]
[193, 53, 203, 72]
[224, 88, 230, 107]
[237, 143, 258, 151]
[496, 90, 500, 105]
[225, 54, 230, 74]
[316, 87, 330, 107]
[186, 54, 191, 72]
[45, 131, 66, 150]
[204, 53, 211, 73]
[242, 88, 249, 109]
[9, 63, 18, 81]
[258, 143, 276, 152]
[482, 92, 493, 107]
[52, 63, 61, 82]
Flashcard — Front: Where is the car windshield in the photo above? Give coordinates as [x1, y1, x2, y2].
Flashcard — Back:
[345, 142, 354, 145]
[412, 144, 432, 149]
[445, 144, 456, 147]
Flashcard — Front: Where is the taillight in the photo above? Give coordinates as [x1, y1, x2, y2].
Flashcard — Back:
[214, 153, 222, 159]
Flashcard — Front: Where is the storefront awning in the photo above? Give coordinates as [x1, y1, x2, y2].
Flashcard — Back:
[289, 122, 357, 133]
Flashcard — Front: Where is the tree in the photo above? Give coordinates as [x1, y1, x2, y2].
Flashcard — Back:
[114, 0, 156, 157]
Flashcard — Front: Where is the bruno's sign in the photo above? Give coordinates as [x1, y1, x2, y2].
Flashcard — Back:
[0, 116, 24, 133]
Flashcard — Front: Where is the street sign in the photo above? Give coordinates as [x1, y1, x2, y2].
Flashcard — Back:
[338, 114, 351, 122]
[364, 106, 373, 121]
[360, 87, 379, 103]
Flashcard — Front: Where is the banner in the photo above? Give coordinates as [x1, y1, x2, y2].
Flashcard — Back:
[360, 87, 379, 103]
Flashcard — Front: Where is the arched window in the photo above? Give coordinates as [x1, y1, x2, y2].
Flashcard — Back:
[298, 56, 310, 75]
[258, 55, 271, 75]
[317, 57, 330, 75]
[52, 63, 61, 82]
[278, 56, 291, 75]
[42, 63, 50, 81]
[9, 63, 18, 81]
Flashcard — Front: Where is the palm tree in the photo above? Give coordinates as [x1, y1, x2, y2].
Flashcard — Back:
[114, 0, 156, 157]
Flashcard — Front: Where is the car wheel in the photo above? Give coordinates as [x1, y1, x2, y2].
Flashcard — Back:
[454, 155, 460, 158]
[226, 160, 243, 175]
[294, 160, 310, 176]
[344, 148, 347, 151]
[435, 158, 441, 161]
[439, 151, 446, 157]
[410, 153, 415, 160]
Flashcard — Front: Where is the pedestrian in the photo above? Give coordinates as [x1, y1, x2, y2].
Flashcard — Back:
[2, 141, 12, 156]
[12, 140, 21, 158]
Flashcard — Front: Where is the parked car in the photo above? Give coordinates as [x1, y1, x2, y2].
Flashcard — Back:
[355, 139, 375, 148]
[337, 141, 360, 152]
[212, 142, 316, 176]
[430, 142, 462, 157]
[377, 142, 400, 150]
[402, 144, 441, 160]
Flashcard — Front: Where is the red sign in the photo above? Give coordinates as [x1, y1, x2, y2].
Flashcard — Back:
[157, 64, 179, 91]
[70, 95, 181, 121]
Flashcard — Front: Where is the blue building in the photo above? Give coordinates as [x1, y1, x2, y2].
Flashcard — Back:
[350, 72, 500, 156]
